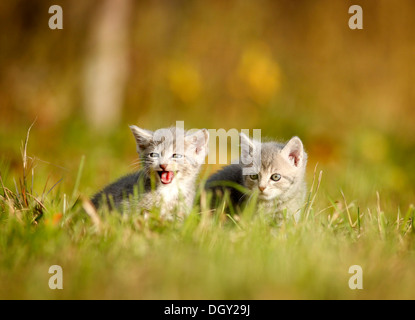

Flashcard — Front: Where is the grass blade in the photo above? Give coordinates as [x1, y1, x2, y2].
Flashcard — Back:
[71, 155, 85, 202]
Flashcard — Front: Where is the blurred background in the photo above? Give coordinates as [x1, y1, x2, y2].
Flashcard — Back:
[0, 0, 414, 211]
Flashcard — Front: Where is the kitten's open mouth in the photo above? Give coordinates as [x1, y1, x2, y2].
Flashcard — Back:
[157, 170, 175, 184]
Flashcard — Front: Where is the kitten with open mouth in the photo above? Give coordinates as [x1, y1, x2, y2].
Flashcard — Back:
[91, 125, 209, 218]
[157, 170, 175, 184]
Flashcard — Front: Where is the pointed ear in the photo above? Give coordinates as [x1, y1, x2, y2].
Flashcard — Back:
[239, 132, 255, 164]
[129, 125, 153, 152]
[185, 129, 209, 161]
[281, 136, 305, 168]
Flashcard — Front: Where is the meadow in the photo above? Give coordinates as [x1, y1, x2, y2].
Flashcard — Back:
[0, 1, 414, 300]
[0, 127, 414, 300]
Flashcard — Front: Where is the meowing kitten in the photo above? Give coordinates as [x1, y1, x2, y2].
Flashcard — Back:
[91, 125, 209, 218]
[205, 133, 307, 221]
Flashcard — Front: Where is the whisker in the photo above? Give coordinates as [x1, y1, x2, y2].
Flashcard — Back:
[129, 158, 146, 169]
[243, 193, 254, 205]
[128, 162, 142, 169]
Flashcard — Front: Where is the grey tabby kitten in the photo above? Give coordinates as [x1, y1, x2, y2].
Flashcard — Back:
[92, 125, 209, 218]
[205, 133, 307, 221]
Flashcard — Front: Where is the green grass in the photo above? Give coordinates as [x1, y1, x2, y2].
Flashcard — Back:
[1, 149, 415, 300]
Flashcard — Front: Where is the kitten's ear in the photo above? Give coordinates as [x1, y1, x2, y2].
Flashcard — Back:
[185, 129, 209, 161]
[239, 132, 255, 164]
[281, 136, 305, 168]
[129, 125, 153, 152]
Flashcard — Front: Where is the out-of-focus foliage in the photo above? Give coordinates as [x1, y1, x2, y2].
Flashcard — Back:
[0, 0, 414, 208]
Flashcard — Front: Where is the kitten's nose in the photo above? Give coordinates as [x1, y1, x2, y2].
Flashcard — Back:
[159, 164, 168, 170]
[258, 186, 266, 192]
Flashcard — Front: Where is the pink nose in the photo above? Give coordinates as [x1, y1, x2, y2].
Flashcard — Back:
[259, 186, 266, 192]
[160, 164, 168, 170]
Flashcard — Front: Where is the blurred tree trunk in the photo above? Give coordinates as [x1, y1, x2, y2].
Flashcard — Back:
[83, 0, 131, 130]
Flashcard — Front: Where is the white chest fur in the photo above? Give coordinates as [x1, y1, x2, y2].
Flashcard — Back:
[157, 181, 180, 203]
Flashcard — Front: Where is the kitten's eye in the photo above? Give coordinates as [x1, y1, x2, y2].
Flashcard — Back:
[172, 154, 183, 159]
[149, 153, 159, 158]
[249, 174, 259, 180]
[271, 173, 281, 181]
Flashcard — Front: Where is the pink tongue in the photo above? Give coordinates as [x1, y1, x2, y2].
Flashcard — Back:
[160, 171, 174, 184]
